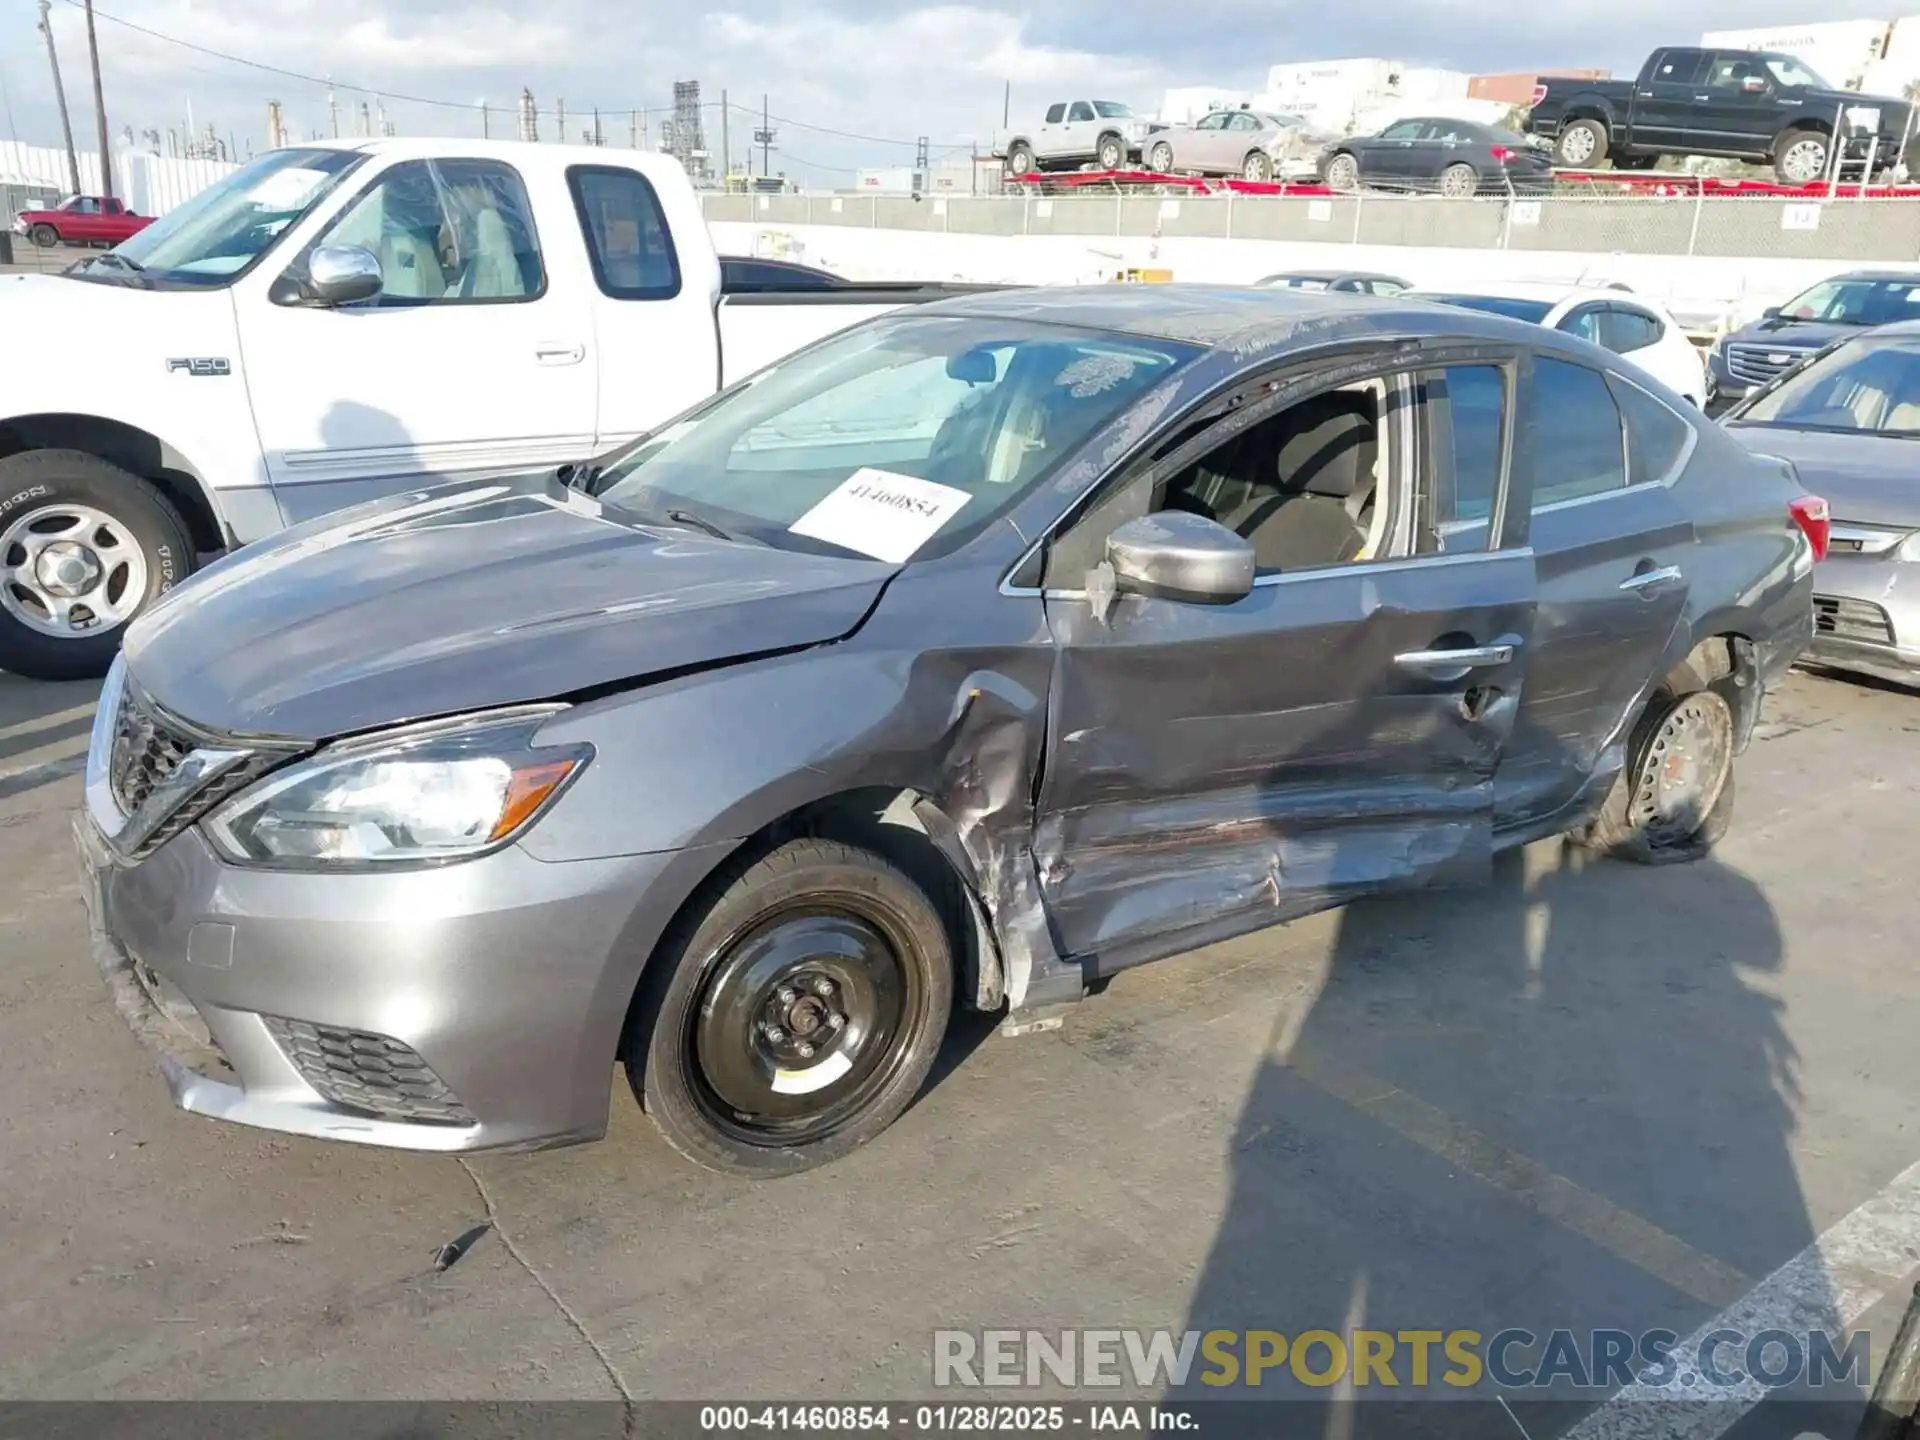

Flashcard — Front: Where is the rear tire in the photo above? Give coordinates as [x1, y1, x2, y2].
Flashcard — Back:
[0, 449, 196, 681]
[1553, 118, 1606, 168]
[1774, 127, 1831, 186]
[1575, 675, 1737, 866]
[29, 223, 58, 248]
[625, 838, 954, 1177]
[1005, 142, 1035, 178]
[1440, 162, 1478, 197]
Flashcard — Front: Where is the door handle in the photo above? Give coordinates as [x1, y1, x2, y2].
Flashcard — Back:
[1395, 643, 1515, 675]
[1619, 564, 1683, 595]
[1694, 94, 1712, 102]
[535, 341, 586, 365]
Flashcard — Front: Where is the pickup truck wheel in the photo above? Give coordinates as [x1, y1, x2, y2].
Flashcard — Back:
[0, 450, 195, 681]
[1553, 119, 1606, 168]
[29, 223, 58, 248]
[1005, 142, 1035, 178]
[1576, 685, 1736, 866]
[625, 837, 954, 1177]
[1097, 134, 1127, 171]
[1775, 129, 1831, 185]
[1325, 153, 1359, 191]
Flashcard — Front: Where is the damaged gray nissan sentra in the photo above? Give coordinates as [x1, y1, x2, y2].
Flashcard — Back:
[76, 284, 1822, 1176]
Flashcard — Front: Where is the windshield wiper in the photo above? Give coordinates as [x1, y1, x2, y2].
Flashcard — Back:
[69, 252, 152, 287]
[666, 507, 734, 541]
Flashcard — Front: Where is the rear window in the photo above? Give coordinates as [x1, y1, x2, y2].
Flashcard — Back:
[567, 165, 680, 301]
[1422, 294, 1555, 325]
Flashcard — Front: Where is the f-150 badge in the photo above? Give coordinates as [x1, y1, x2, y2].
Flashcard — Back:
[165, 357, 231, 377]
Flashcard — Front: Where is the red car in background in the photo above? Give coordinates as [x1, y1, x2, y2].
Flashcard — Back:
[11, 195, 152, 248]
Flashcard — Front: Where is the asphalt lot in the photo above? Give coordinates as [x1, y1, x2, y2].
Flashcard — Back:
[3, 662, 1919, 1436]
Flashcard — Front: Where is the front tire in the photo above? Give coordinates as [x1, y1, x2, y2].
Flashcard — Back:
[1243, 151, 1274, 183]
[1097, 133, 1127, 171]
[626, 838, 955, 1177]
[29, 223, 58, 248]
[1775, 128, 1831, 186]
[1554, 118, 1606, 168]
[0, 449, 196, 681]
[1576, 681, 1737, 866]
[1148, 141, 1175, 173]
[1325, 153, 1359, 191]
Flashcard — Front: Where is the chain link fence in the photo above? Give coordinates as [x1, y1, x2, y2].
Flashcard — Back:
[700, 189, 1920, 263]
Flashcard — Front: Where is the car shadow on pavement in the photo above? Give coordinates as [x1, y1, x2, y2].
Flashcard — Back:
[0, 673, 104, 804]
[1173, 778, 1834, 1435]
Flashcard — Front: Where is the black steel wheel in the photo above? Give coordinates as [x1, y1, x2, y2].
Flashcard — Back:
[1576, 676, 1738, 866]
[626, 837, 953, 1176]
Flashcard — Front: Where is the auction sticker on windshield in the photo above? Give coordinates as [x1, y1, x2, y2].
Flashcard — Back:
[788, 469, 972, 563]
[246, 167, 332, 210]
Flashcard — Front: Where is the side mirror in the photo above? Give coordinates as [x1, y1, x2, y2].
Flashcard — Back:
[1762, 305, 1782, 320]
[304, 245, 384, 307]
[1101, 512, 1255, 607]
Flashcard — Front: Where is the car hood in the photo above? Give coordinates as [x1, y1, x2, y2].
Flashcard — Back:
[122, 477, 897, 741]
[1725, 424, 1920, 529]
[1724, 317, 1861, 351]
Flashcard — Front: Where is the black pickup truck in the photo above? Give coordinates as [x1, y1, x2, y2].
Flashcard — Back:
[1527, 45, 1913, 185]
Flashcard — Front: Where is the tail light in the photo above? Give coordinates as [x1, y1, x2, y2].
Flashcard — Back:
[1490, 145, 1515, 164]
[1531, 83, 1548, 108]
[1790, 495, 1831, 561]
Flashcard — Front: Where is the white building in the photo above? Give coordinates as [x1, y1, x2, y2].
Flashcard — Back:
[1261, 58, 1470, 134]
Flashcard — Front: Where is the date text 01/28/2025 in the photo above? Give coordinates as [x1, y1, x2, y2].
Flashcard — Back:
[699, 1405, 1192, 1432]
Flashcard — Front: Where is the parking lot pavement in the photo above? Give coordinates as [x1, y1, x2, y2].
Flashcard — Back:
[0, 240, 84, 276]
[3, 664, 1919, 1429]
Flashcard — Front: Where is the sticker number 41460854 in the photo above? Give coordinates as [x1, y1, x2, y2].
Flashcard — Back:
[788, 468, 973, 564]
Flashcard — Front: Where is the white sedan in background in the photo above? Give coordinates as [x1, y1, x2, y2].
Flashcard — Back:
[1409, 282, 1708, 407]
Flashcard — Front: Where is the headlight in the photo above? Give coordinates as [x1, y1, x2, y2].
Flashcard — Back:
[204, 708, 590, 868]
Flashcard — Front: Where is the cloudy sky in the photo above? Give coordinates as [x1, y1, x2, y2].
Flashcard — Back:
[0, 0, 1855, 179]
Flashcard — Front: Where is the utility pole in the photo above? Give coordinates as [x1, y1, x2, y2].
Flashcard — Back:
[1003, 80, 1011, 128]
[36, 0, 81, 196]
[478, 99, 488, 139]
[720, 89, 730, 182]
[592, 106, 601, 146]
[357, 100, 370, 137]
[556, 98, 565, 144]
[327, 81, 339, 139]
[629, 109, 638, 149]
[518, 89, 537, 143]
[760, 93, 772, 177]
[83, 1, 112, 199]
[267, 99, 285, 151]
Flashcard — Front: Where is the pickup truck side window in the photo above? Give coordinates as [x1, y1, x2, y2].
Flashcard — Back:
[1650, 49, 1707, 85]
[320, 158, 544, 305]
[1705, 56, 1764, 91]
[1528, 357, 1627, 508]
[568, 165, 681, 302]
[1045, 104, 1066, 124]
[1607, 374, 1694, 486]
[1068, 102, 1095, 123]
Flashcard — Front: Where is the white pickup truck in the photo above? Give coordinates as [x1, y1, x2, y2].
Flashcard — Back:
[0, 138, 975, 679]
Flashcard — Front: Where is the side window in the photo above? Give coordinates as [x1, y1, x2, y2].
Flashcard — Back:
[1424, 365, 1508, 531]
[1599, 308, 1662, 353]
[1068, 102, 1095, 123]
[1196, 113, 1230, 131]
[1379, 121, 1421, 140]
[74, 197, 101, 214]
[1045, 104, 1066, 124]
[569, 165, 680, 301]
[1528, 358, 1627, 507]
[1655, 50, 1707, 85]
[318, 158, 544, 304]
[1559, 306, 1604, 344]
[1227, 113, 1261, 132]
[1608, 374, 1694, 485]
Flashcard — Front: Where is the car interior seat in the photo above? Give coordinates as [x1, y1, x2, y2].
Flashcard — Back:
[456, 205, 530, 299]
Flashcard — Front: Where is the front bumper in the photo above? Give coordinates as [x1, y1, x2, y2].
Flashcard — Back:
[75, 810, 710, 1153]
[1801, 550, 1920, 686]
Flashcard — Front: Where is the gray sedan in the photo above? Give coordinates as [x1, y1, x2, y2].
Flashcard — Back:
[1724, 322, 1920, 687]
[1146, 108, 1332, 181]
[77, 286, 1816, 1176]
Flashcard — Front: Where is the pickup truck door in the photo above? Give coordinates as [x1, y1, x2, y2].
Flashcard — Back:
[1057, 101, 1097, 161]
[235, 154, 603, 524]
[1689, 53, 1780, 155]
[1631, 47, 1708, 149]
[63, 197, 105, 243]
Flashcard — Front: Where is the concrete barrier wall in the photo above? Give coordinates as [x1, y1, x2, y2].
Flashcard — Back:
[706, 191, 1920, 332]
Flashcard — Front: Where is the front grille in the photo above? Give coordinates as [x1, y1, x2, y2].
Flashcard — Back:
[109, 688, 195, 814]
[1725, 343, 1813, 388]
[106, 682, 291, 858]
[264, 1017, 476, 1127]
[1814, 595, 1895, 647]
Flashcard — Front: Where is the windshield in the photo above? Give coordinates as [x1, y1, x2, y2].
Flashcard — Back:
[1773, 276, 1920, 326]
[595, 315, 1198, 563]
[105, 148, 366, 286]
[1093, 102, 1135, 119]
[1759, 53, 1830, 89]
[1735, 337, 1920, 434]
[1419, 294, 1554, 324]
